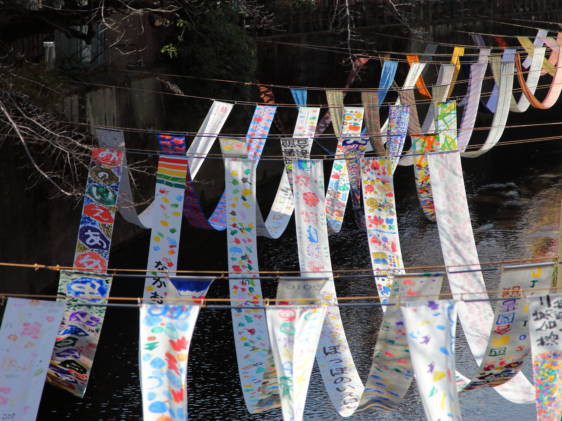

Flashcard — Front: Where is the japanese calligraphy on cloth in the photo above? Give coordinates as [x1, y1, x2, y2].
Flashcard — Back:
[360, 157, 404, 307]
[222, 137, 280, 413]
[48, 147, 123, 397]
[0, 298, 64, 421]
[358, 273, 444, 411]
[266, 278, 328, 421]
[279, 107, 320, 188]
[292, 159, 364, 416]
[529, 295, 562, 421]
[462, 263, 555, 392]
[49, 272, 113, 396]
[257, 107, 320, 239]
[427, 138, 536, 403]
[143, 135, 189, 301]
[325, 107, 364, 233]
[402, 300, 462, 421]
[140, 278, 213, 421]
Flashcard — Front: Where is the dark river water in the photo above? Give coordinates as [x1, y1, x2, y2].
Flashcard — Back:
[37, 139, 561, 420]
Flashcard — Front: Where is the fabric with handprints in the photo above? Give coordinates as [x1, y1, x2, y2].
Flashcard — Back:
[402, 299, 462, 421]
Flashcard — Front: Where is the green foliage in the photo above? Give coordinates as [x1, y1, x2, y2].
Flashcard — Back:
[162, 5, 257, 81]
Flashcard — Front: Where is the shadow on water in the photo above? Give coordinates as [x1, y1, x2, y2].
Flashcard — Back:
[38, 141, 561, 419]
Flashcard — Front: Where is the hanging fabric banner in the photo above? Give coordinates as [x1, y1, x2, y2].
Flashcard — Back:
[48, 147, 123, 397]
[139, 304, 197, 421]
[257, 106, 320, 239]
[448, 46, 465, 97]
[407, 55, 432, 98]
[462, 59, 514, 157]
[508, 48, 546, 112]
[402, 300, 462, 421]
[428, 131, 535, 403]
[183, 105, 277, 231]
[398, 62, 456, 169]
[386, 105, 409, 172]
[290, 89, 307, 107]
[49, 272, 113, 396]
[364, 62, 425, 155]
[143, 135, 189, 301]
[360, 157, 404, 306]
[266, 277, 328, 421]
[139, 277, 213, 421]
[514, 36, 562, 110]
[358, 273, 444, 411]
[222, 137, 280, 413]
[377, 60, 399, 104]
[529, 294, 562, 421]
[520, 29, 549, 69]
[412, 135, 437, 221]
[338, 107, 367, 230]
[315, 58, 370, 136]
[325, 107, 364, 234]
[457, 50, 490, 151]
[462, 263, 555, 391]
[518, 33, 558, 76]
[0, 298, 64, 421]
[293, 158, 364, 415]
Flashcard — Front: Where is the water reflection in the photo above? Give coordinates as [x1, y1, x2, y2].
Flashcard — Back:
[39, 145, 561, 420]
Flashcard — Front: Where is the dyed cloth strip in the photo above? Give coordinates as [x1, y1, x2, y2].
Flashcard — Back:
[49, 272, 113, 396]
[48, 147, 123, 397]
[223, 138, 280, 413]
[508, 48, 546, 112]
[448, 46, 465, 97]
[97, 101, 232, 230]
[293, 159, 364, 415]
[257, 106, 320, 239]
[402, 300, 462, 421]
[182, 105, 277, 231]
[529, 295, 562, 421]
[139, 304, 198, 421]
[325, 107, 364, 233]
[365, 62, 424, 153]
[461, 58, 514, 158]
[514, 36, 562, 110]
[361, 91, 384, 154]
[457, 50, 490, 151]
[428, 134, 535, 403]
[139, 278, 213, 421]
[360, 157, 404, 307]
[518, 33, 557, 76]
[339, 107, 367, 230]
[0, 298, 64, 421]
[462, 264, 555, 391]
[412, 135, 437, 221]
[143, 136, 189, 301]
[521, 29, 549, 69]
[266, 278, 328, 421]
[397, 63, 455, 167]
[407, 55, 432, 98]
[315, 58, 370, 136]
[358, 273, 444, 411]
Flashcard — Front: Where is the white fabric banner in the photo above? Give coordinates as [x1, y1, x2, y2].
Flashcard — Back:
[256, 107, 320, 239]
[0, 298, 65, 421]
[143, 154, 189, 300]
[462, 263, 555, 391]
[358, 273, 444, 411]
[428, 148, 535, 403]
[529, 294, 562, 421]
[402, 300, 462, 421]
[97, 101, 233, 229]
[222, 138, 280, 413]
[293, 159, 364, 416]
[266, 277, 328, 421]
